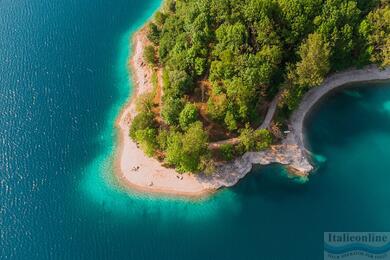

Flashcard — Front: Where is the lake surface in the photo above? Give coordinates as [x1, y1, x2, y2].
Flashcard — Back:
[1, 0, 389, 259]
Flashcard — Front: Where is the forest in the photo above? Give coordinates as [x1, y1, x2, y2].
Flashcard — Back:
[130, 0, 390, 173]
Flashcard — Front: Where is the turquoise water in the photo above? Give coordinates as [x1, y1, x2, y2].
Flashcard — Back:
[1, 0, 390, 259]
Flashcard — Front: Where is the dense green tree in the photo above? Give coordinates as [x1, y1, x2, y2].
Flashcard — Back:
[254, 129, 273, 151]
[144, 45, 157, 66]
[165, 122, 209, 173]
[224, 110, 238, 131]
[295, 32, 331, 87]
[220, 143, 235, 161]
[164, 69, 193, 97]
[129, 97, 158, 157]
[147, 23, 160, 45]
[278, 0, 322, 47]
[360, 5, 390, 67]
[179, 103, 198, 130]
[164, 130, 183, 167]
[179, 121, 209, 172]
[314, 0, 361, 69]
[194, 57, 207, 76]
[129, 111, 155, 140]
[161, 96, 183, 125]
[225, 76, 256, 121]
[135, 128, 158, 157]
[154, 11, 167, 27]
[157, 128, 170, 151]
[214, 22, 248, 55]
[207, 91, 228, 121]
[239, 125, 272, 152]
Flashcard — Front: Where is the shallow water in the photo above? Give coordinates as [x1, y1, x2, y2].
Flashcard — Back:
[1, 0, 390, 259]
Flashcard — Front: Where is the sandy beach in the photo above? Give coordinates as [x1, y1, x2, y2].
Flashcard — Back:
[114, 25, 390, 198]
[114, 28, 216, 197]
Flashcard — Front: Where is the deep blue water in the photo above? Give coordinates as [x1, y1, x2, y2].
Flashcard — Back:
[1, 0, 390, 259]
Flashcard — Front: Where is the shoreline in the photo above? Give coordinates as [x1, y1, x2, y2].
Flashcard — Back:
[114, 24, 390, 198]
[114, 27, 216, 198]
[286, 66, 390, 152]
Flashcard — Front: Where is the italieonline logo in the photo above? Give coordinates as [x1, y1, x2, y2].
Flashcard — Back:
[324, 232, 390, 259]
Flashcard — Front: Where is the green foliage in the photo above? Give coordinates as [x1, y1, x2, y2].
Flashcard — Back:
[255, 129, 273, 151]
[207, 91, 228, 121]
[165, 122, 209, 173]
[280, 80, 305, 111]
[130, 92, 158, 157]
[179, 103, 198, 130]
[295, 32, 331, 88]
[214, 22, 248, 55]
[279, 0, 324, 48]
[163, 0, 176, 13]
[129, 111, 155, 140]
[164, 130, 183, 167]
[314, 0, 361, 69]
[360, 5, 390, 67]
[144, 45, 157, 66]
[164, 69, 193, 97]
[154, 11, 167, 27]
[135, 128, 158, 157]
[129, 106, 158, 157]
[135, 92, 154, 114]
[161, 96, 183, 125]
[147, 23, 160, 45]
[220, 144, 234, 161]
[224, 111, 238, 131]
[194, 57, 207, 76]
[239, 125, 273, 152]
[157, 129, 170, 151]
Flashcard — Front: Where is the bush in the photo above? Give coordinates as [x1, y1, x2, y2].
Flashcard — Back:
[157, 128, 170, 150]
[129, 111, 155, 140]
[161, 97, 183, 125]
[135, 128, 158, 157]
[224, 111, 237, 131]
[295, 33, 330, 88]
[220, 144, 234, 161]
[144, 45, 157, 66]
[239, 125, 273, 152]
[165, 122, 209, 173]
[135, 92, 154, 114]
[147, 23, 160, 45]
[179, 103, 198, 130]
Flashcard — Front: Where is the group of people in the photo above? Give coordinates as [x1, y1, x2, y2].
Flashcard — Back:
[131, 166, 140, 172]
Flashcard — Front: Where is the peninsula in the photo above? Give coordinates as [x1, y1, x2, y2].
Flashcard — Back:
[116, 0, 390, 197]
